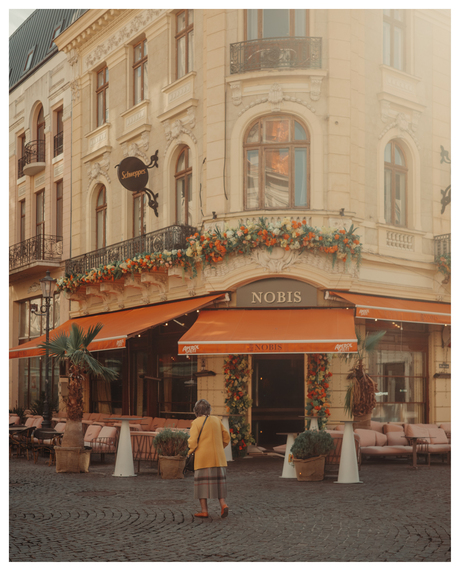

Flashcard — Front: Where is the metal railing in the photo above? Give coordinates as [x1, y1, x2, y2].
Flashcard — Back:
[230, 36, 322, 74]
[9, 234, 63, 271]
[17, 156, 26, 178]
[53, 132, 63, 157]
[24, 139, 45, 164]
[65, 224, 197, 276]
[434, 233, 451, 258]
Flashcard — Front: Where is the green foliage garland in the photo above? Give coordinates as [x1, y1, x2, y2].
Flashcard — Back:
[223, 355, 255, 458]
[435, 253, 451, 279]
[57, 218, 363, 293]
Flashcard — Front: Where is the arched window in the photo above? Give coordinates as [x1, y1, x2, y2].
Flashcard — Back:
[244, 115, 309, 210]
[384, 141, 407, 227]
[96, 186, 107, 249]
[36, 105, 45, 162]
[175, 147, 193, 225]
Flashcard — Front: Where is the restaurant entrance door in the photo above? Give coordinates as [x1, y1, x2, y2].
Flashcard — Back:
[251, 355, 305, 448]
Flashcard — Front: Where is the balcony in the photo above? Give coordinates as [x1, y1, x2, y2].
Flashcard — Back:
[434, 234, 451, 258]
[9, 234, 63, 275]
[22, 139, 45, 176]
[230, 37, 322, 75]
[65, 224, 197, 276]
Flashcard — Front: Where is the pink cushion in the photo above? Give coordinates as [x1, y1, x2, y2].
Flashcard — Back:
[386, 431, 409, 446]
[428, 428, 448, 444]
[361, 445, 412, 455]
[98, 426, 117, 439]
[383, 424, 404, 434]
[334, 425, 345, 431]
[354, 429, 376, 447]
[54, 422, 66, 433]
[84, 424, 102, 442]
[427, 444, 450, 453]
[439, 423, 451, 434]
[405, 424, 430, 439]
[375, 432, 388, 446]
[370, 420, 385, 433]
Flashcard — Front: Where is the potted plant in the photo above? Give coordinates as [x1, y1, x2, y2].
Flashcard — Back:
[342, 330, 386, 430]
[290, 430, 335, 481]
[38, 323, 118, 473]
[153, 428, 189, 479]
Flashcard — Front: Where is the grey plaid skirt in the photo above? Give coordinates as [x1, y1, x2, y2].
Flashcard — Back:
[194, 467, 227, 499]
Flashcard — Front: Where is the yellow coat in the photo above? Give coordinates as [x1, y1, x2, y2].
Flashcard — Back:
[187, 415, 230, 470]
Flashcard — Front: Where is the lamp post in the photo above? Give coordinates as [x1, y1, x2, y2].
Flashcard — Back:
[30, 270, 57, 430]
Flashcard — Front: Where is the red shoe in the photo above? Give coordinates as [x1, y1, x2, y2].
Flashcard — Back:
[194, 512, 209, 518]
[221, 505, 229, 518]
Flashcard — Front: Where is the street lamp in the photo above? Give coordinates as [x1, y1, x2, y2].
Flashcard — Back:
[30, 270, 57, 429]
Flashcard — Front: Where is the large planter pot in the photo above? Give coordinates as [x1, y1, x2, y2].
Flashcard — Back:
[55, 446, 92, 473]
[293, 454, 327, 481]
[352, 413, 372, 431]
[158, 455, 186, 479]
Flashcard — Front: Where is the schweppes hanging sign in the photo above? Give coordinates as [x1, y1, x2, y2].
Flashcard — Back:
[115, 151, 160, 216]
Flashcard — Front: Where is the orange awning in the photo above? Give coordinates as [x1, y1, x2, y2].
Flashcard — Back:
[178, 308, 358, 355]
[326, 291, 451, 325]
[9, 294, 224, 359]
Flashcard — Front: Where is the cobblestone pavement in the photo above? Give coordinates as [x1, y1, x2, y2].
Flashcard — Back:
[9, 454, 451, 562]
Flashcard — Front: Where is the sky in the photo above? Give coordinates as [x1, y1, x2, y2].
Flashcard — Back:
[9, 9, 35, 36]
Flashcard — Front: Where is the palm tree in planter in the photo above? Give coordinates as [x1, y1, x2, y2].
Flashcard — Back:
[38, 323, 118, 472]
[343, 330, 386, 430]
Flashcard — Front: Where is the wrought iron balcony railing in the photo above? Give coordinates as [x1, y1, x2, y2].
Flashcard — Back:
[230, 36, 322, 74]
[9, 234, 63, 272]
[65, 224, 197, 276]
[54, 131, 63, 157]
[24, 139, 45, 164]
[434, 233, 451, 258]
[17, 155, 26, 178]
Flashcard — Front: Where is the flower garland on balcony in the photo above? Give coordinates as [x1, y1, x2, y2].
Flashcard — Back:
[56, 218, 363, 293]
[305, 353, 332, 430]
[435, 253, 451, 282]
[223, 355, 255, 458]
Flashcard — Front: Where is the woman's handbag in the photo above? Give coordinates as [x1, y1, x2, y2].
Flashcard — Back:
[184, 416, 208, 473]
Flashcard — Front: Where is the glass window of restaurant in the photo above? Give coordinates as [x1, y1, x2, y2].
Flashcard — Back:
[90, 350, 124, 415]
[366, 322, 428, 424]
[154, 317, 198, 418]
[16, 294, 61, 409]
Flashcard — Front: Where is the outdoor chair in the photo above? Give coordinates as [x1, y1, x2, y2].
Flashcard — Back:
[88, 426, 118, 461]
[83, 424, 103, 446]
[131, 431, 158, 473]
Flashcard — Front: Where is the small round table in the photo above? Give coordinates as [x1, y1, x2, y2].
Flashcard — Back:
[334, 420, 363, 484]
[104, 417, 143, 477]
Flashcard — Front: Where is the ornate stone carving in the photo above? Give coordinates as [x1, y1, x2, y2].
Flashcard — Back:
[238, 94, 317, 118]
[121, 132, 150, 163]
[309, 76, 324, 101]
[28, 282, 42, 294]
[64, 291, 89, 315]
[229, 81, 242, 106]
[203, 248, 358, 279]
[86, 152, 111, 190]
[268, 84, 283, 111]
[163, 113, 197, 155]
[85, 10, 165, 70]
[378, 112, 420, 148]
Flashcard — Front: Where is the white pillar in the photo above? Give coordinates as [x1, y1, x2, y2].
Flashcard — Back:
[280, 433, 297, 478]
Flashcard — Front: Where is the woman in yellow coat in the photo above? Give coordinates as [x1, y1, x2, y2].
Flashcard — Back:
[188, 399, 230, 518]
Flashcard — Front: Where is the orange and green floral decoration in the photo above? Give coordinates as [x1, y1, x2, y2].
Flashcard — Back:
[56, 218, 363, 293]
[305, 353, 332, 430]
[223, 355, 255, 458]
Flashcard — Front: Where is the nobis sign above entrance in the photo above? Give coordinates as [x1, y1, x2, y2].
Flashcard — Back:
[236, 278, 318, 308]
[115, 151, 160, 216]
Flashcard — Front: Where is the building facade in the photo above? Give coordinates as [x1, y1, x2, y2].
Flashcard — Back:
[9, 9, 451, 449]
